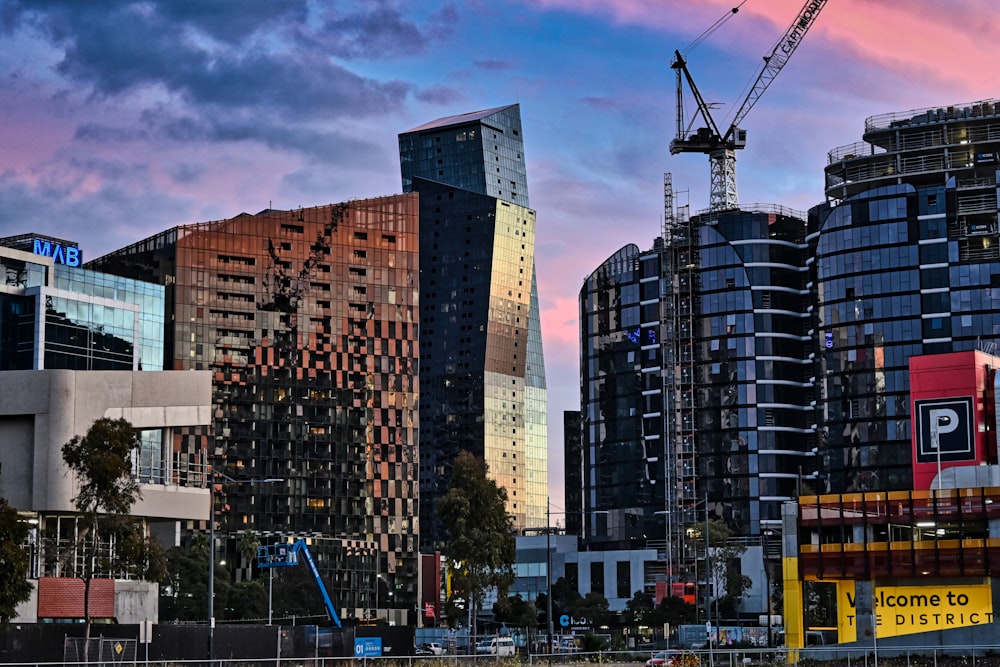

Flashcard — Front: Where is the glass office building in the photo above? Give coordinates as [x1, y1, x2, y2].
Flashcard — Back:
[688, 206, 814, 533]
[0, 234, 164, 372]
[399, 104, 547, 543]
[89, 197, 420, 625]
[815, 99, 1000, 493]
[574, 205, 812, 617]
[579, 243, 668, 549]
[580, 206, 813, 542]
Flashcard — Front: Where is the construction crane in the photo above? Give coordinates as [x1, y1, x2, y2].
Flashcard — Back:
[670, 0, 828, 210]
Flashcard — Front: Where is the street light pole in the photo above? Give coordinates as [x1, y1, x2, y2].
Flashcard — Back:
[208, 484, 215, 663]
[546, 502, 553, 650]
[704, 492, 713, 667]
[763, 530, 773, 648]
[208, 472, 283, 661]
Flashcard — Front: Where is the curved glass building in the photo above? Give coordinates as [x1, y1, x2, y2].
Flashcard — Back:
[814, 99, 1000, 493]
[690, 206, 814, 533]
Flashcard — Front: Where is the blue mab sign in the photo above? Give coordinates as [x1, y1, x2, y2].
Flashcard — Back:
[32, 239, 82, 267]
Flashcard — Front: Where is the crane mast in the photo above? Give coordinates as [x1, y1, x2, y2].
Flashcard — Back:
[670, 0, 828, 210]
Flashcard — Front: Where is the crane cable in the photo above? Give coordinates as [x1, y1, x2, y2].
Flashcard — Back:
[680, 1, 748, 56]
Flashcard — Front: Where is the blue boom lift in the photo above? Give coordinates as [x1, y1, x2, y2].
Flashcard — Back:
[258, 540, 343, 628]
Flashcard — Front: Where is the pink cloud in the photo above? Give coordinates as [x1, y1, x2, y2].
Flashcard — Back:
[526, 0, 1000, 99]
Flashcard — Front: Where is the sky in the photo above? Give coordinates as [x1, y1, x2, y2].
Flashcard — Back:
[2, 0, 999, 509]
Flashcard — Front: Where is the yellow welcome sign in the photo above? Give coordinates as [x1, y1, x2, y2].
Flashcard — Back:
[838, 581, 993, 641]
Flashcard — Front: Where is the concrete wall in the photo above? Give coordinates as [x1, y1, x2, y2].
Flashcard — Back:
[14, 582, 37, 623]
[0, 369, 212, 520]
[115, 580, 159, 624]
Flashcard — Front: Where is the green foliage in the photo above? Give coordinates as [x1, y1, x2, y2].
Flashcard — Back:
[160, 534, 271, 622]
[269, 563, 331, 620]
[224, 580, 266, 620]
[237, 530, 260, 577]
[704, 519, 751, 616]
[62, 417, 141, 516]
[579, 631, 609, 652]
[550, 576, 582, 616]
[575, 591, 615, 629]
[438, 451, 516, 632]
[621, 589, 656, 627]
[493, 593, 538, 630]
[0, 498, 32, 624]
[160, 534, 211, 621]
[654, 595, 698, 627]
[106, 516, 167, 582]
[443, 591, 467, 628]
[60, 417, 150, 649]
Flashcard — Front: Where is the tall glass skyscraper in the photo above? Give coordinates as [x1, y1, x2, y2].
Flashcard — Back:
[399, 104, 547, 544]
[815, 99, 1000, 494]
[687, 206, 814, 533]
[579, 243, 667, 549]
[576, 201, 813, 618]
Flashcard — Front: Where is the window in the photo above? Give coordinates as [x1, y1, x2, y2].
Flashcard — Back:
[616, 561, 631, 599]
[590, 562, 605, 597]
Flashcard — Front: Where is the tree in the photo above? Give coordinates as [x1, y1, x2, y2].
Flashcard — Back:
[0, 498, 32, 623]
[224, 580, 266, 620]
[62, 417, 164, 652]
[705, 519, 752, 621]
[550, 575, 582, 619]
[534, 591, 549, 629]
[621, 590, 656, 628]
[653, 595, 697, 629]
[575, 591, 615, 630]
[160, 533, 268, 623]
[443, 590, 467, 629]
[437, 451, 516, 638]
[160, 535, 210, 621]
[237, 530, 260, 581]
[493, 593, 538, 630]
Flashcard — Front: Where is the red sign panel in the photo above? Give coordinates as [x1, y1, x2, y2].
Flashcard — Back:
[909, 351, 995, 490]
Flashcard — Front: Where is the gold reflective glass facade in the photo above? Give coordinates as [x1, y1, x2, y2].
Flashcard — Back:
[399, 105, 547, 544]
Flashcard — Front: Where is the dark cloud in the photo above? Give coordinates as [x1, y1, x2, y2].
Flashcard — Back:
[6, 0, 415, 120]
[0, 173, 192, 258]
[134, 106, 389, 167]
[414, 84, 463, 106]
[63, 155, 151, 185]
[312, 1, 456, 59]
[74, 123, 149, 143]
[155, 0, 308, 44]
[167, 162, 205, 186]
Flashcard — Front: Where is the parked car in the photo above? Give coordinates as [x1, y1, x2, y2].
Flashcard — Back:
[416, 642, 446, 656]
[475, 637, 516, 657]
[647, 650, 680, 667]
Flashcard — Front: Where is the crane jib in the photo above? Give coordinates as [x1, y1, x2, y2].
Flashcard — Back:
[782, 0, 827, 55]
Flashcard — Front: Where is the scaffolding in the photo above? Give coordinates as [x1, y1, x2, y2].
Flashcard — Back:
[660, 173, 701, 593]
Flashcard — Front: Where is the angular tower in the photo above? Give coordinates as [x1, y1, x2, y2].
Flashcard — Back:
[399, 104, 547, 544]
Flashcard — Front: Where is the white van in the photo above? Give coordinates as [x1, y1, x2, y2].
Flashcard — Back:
[475, 637, 516, 657]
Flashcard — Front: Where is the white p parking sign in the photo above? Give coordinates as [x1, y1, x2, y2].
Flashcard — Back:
[915, 397, 974, 464]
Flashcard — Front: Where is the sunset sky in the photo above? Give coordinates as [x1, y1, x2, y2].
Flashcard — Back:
[2, 0, 998, 507]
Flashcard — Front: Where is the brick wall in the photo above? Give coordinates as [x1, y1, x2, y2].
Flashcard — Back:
[37, 577, 115, 619]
